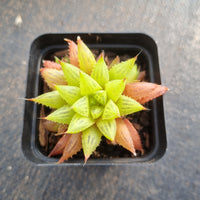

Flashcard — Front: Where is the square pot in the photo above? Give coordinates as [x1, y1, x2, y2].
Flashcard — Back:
[22, 33, 167, 165]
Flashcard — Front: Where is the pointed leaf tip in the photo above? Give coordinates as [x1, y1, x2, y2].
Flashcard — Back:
[109, 56, 120, 69]
[43, 60, 62, 70]
[54, 56, 62, 63]
[64, 38, 79, 67]
[77, 38, 96, 74]
[27, 98, 35, 102]
[77, 36, 81, 41]
[82, 125, 102, 163]
[109, 57, 137, 80]
[126, 64, 140, 83]
[84, 155, 90, 164]
[64, 38, 70, 42]
[96, 51, 105, 62]
[135, 50, 142, 58]
[18, 97, 31, 102]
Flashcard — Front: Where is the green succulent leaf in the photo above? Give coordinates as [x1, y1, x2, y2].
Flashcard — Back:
[126, 64, 139, 83]
[77, 37, 96, 74]
[109, 57, 137, 80]
[80, 72, 102, 95]
[40, 68, 67, 89]
[88, 95, 98, 106]
[116, 95, 145, 116]
[105, 79, 126, 102]
[102, 99, 120, 120]
[96, 119, 116, 141]
[92, 90, 107, 105]
[72, 96, 89, 117]
[55, 85, 81, 105]
[88, 95, 99, 106]
[31, 91, 66, 109]
[60, 61, 80, 86]
[90, 105, 104, 119]
[91, 57, 109, 88]
[67, 113, 95, 133]
[46, 105, 75, 124]
[82, 125, 102, 162]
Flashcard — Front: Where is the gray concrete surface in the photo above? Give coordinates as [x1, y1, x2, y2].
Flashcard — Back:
[0, 0, 200, 199]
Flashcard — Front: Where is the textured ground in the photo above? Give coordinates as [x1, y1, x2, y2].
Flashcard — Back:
[0, 0, 200, 199]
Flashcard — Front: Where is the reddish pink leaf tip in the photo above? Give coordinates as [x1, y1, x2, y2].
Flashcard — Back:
[57, 157, 64, 164]
[38, 117, 47, 120]
[27, 98, 35, 102]
[48, 152, 53, 157]
[84, 155, 90, 164]
[42, 60, 62, 70]
[64, 38, 71, 43]
[64, 38, 74, 46]
[143, 106, 150, 111]
[100, 51, 104, 58]
[40, 68, 45, 72]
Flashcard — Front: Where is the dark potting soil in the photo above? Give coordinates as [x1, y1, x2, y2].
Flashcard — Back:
[38, 49, 151, 160]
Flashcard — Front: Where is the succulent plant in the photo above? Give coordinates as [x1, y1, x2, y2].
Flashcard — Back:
[29, 36, 168, 163]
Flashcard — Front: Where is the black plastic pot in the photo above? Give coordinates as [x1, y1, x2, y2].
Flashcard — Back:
[22, 33, 167, 165]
